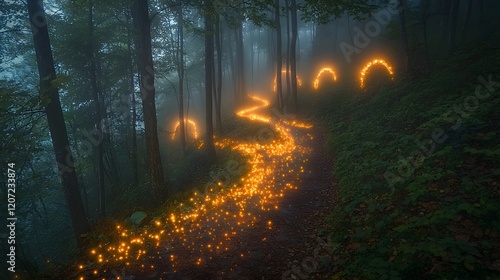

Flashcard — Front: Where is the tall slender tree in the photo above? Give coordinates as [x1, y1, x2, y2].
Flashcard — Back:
[290, 0, 298, 112]
[397, 0, 412, 73]
[175, 0, 187, 153]
[87, 1, 106, 217]
[132, 0, 167, 200]
[275, 0, 283, 113]
[235, 24, 246, 104]
[462, 0, 473, 39]
[448, 0, 460, 52]
[126, 11, 139, 190]
[204, 0, 216, 160]
[285, 0, 291, 110]
[27, 0, 90, 245]
[214, 13, 223, 134]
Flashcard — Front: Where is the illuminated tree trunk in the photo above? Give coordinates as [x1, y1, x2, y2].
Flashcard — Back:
[27, 0, 90, 246]
[132, 0, 167, 201]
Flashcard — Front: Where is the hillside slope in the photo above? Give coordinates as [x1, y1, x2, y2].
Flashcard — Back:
[311, 33, 500, 279]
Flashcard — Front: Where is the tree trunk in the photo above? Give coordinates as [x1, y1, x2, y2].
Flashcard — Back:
[275, 0, 283, 113]
[479, 0, 484, 22]
[27, 0, 90, 246]
[126, 12, 139, 190]
[258, 28, 262, 83]
[235, 24, 246, 103]
[227, 27, 238, 107]
[267, 24, 275, 82]
[290, 0, 298, 112]
[250, 27, 254, 92]
[176, 1, 187, 152]
[421, 0, 430, 60]
[132, 0, 167, 201]
[87, 1, 106, 218]
[448, 0, 460, 53]
[215, 13, 223, 134]
[333, 19, 338, 52]
[285, 0, 291, 111]
[398, 0, 413, 73]
[441, 0, 452, 40]
[204, 0, 216, 160]
[462, 0, 472, 39]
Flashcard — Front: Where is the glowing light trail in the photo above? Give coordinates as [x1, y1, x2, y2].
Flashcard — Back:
[359, 58, 394, 89]
[82, 94, 312, 279]
[171, 119, 198, 140]
[313, 67, 337, 90]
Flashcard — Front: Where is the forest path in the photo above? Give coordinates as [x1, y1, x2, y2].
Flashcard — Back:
[81, 96, 337, 280]
[170, 106, 337, 280]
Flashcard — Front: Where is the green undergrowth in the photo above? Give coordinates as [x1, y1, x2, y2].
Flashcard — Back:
[309, 33, 500, 279]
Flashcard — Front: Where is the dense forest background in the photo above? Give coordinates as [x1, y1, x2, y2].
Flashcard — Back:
[0, 0, 499, 279]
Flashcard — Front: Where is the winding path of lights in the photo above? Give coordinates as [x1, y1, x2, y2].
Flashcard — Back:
[78, 95, 312, 279]
[359, 59, 394, 89]
[313, 67, 337, 90]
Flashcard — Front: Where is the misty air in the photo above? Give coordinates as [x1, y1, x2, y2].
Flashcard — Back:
[1, 0, 499, 279]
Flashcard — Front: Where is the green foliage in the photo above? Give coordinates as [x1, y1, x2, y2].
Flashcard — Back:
[170, 148, 215, 192]
[309, 33, 500, 279]
[300, 0, 389, 23]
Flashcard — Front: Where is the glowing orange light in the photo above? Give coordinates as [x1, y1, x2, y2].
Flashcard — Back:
[273, 70, 302, 92]
[359, 59, 394, 88]
[171, 119, 199, 140]
[236, 95, 271, 123]
[313, 67, 337, 90]
[87, 94, 314, 276]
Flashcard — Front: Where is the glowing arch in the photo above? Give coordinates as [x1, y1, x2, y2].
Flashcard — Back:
[313, 67, 337, 90]
[273, 70, 302, 92]
[171, 119, 198, 140]
[359, 59, 394, 89]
